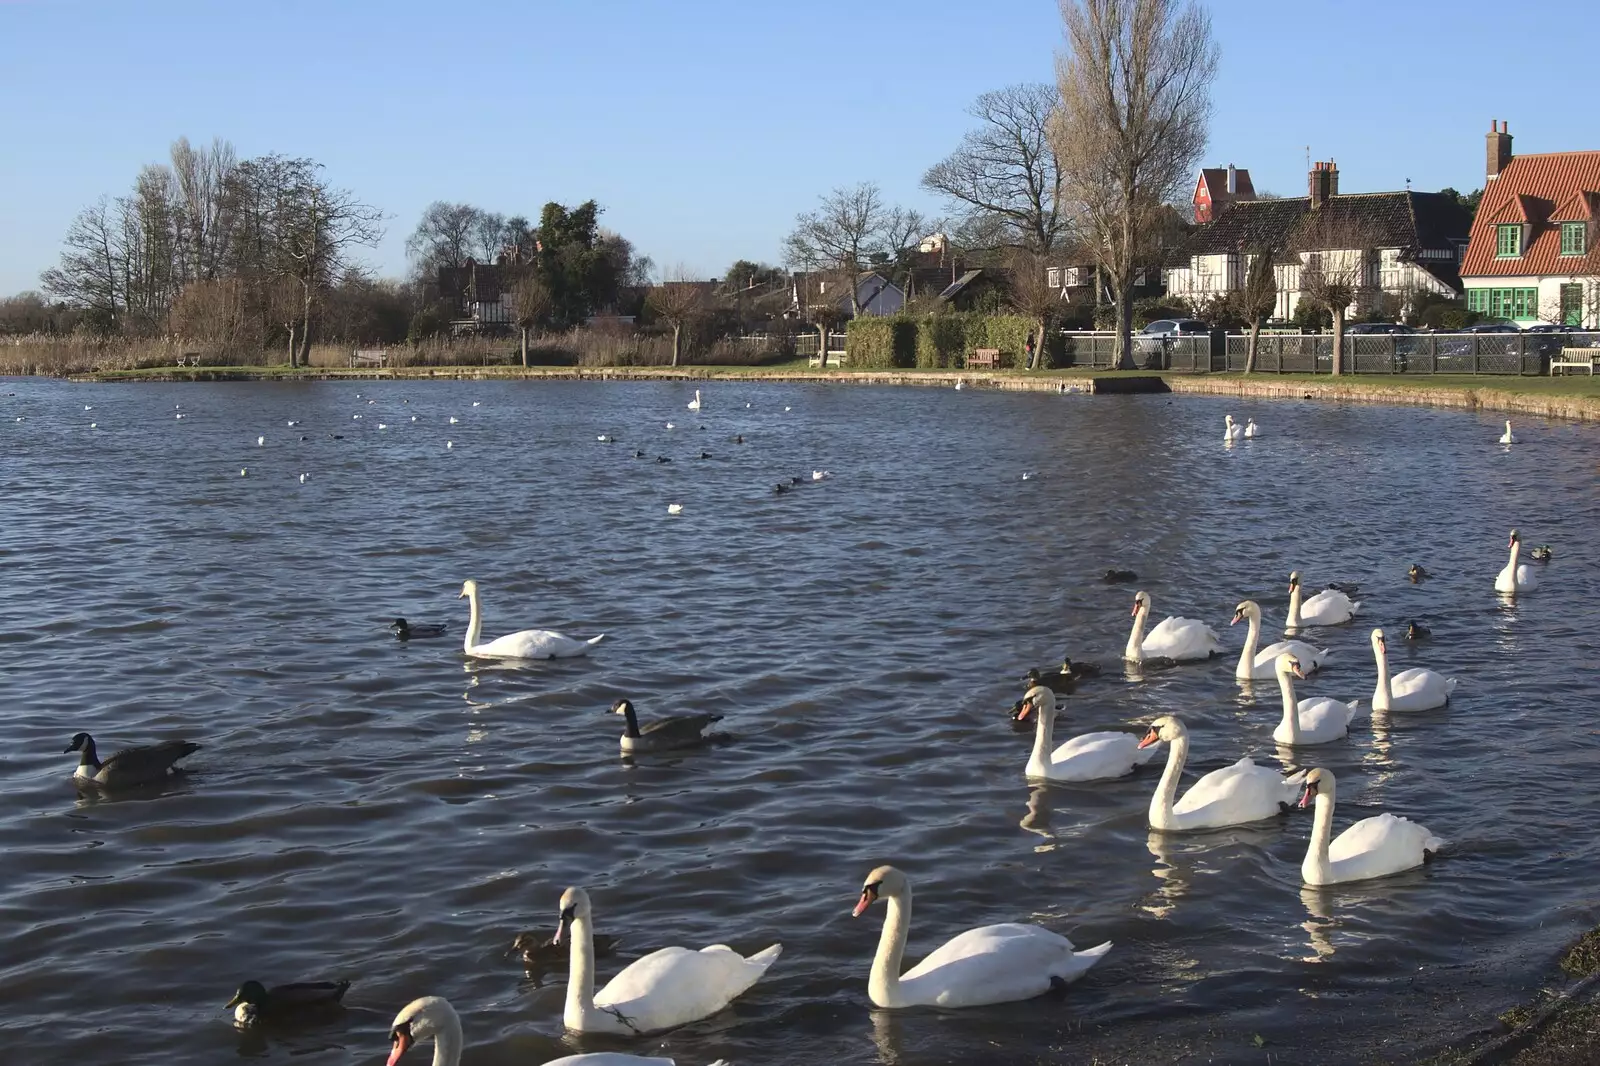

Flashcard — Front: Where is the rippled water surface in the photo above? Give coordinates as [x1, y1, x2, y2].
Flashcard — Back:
[3, 378, 1599, 1066]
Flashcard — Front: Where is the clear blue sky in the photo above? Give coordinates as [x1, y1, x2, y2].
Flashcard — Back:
[0, 0, 1592, 296]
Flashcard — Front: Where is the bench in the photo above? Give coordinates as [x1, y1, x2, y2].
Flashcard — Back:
[351, 348, 389, 368]
[967, 347, 1000, 369]
[1551, 347, 1597, 375]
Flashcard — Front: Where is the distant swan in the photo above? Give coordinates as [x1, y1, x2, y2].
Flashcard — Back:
[1298, 769, 1443, 886]
[458, 579, 604, 660]
[1230, 599, 1329, 680]
[1494, 528, 1539, 593]
[1271, 654, 1358, 746]
[687, 389, 702, 410]
[558, 886, 780, 1034]
[1125, 590, 1220, 663]
[1286, 571, 1360, 628]
[1499, 420, 1515, 444]
[1021, 685, 1154, 782]
[1244, 418, 1261, 438]
[1224, 415, 1244, 441]
[852, 865, 1109, 1009]
[1369, 628, 1455, 712]
[1138, 716, 1306, 831]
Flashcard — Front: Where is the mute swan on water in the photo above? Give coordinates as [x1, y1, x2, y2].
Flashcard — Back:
[1125, 591, 1220, 663]
[686, 389, 702, 410]
[557, 886, 780, 1034]
[1495, 528, 1539, 593]
[1230, 600, 1328, 680]
[1224, 415, 1244, 441]
[1271, 654, 1358, 746]
[458, 579, 604, 659]
[65, 732, 199, 788]
[1021, 685, 1154, 782]
[386, 996, 730, 1066]
[1244, 418, 1261, 437]
[1286, 571, 1359, 628]
[1499, 420, 1516, 444]
[852, 865, 1109, 1008]
[1138, 716, 1306, 831]
[1369, 628, 1455, 711]
[1298, 769, 1442, 886]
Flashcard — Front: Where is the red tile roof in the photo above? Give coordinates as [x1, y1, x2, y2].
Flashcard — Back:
[1462, 150, 1600, 277]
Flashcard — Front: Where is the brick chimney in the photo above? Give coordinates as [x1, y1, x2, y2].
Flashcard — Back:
[1487, 119, 1513, 180]
[1308, 161, 1338, 208]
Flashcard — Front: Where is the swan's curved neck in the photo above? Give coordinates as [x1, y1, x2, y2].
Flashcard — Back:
[1302, 787, 1336, 886]
[1237, 611, 1262, 675]
[1276, 668, 1301, 743]
[1507, 539, 1521, 572]
[463, 591, 482, 652]
[1026, 701, 1056, 775]
[429, 1009, 465, 1066]
[1125, 605, 1149, 661]
[1149, 732, 1189, 830]
[1373, 641, 1393, 710]
[1287, 584, 1303, 628]
[564, 913, 598, 1026]
[869, 886, 911, 1007]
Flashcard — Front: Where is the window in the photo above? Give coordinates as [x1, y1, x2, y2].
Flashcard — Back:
[1561, 222, 1587, 256]
[1047, 268, 1061, 288]
[1496, 225, 1523, 258]
[1561, 283, 1584, 326]
[1467, 287, 1540, 320]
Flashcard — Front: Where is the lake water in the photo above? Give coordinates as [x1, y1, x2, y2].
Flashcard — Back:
[2, 378, 1598, 1066]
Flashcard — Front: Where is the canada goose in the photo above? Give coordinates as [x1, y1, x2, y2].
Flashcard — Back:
[65, 733, 198, 788]
[226, 979, 350, 1025]
[390, 618, 447, 640]
[611, 698, 723, 753]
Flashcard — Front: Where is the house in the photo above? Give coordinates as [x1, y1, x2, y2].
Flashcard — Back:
[432, 259, 513, 333]
[936, 268, 1012, 311]
[1193, 164, 1256, 223]
[789, 271, 905, 318]
[1163, 162, 1471, 321]
[1459, 121, 1600, 327]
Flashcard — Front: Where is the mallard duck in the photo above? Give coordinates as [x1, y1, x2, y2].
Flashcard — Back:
[1102, 568, 1138, 584]
[510, 929, 619, 969]
[390, 618, 446, 640]
[1408, 564, 1430, 582]
[1531, 544, 1553, 562]
[65, 733, 198, 788]
[226, 979, 350, 1025]
[1405, 621, 1431, 640]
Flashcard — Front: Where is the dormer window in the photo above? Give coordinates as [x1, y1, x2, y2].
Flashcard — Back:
[1495, 224, 1523, 258]
[1561, 222, 1587, 256]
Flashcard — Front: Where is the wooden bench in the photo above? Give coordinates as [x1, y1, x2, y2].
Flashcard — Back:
[1551, 347, 1597, 375]
[808, 351, 849, 368]
[351, 348, 389, 368]
[967, 347, 1000, 369]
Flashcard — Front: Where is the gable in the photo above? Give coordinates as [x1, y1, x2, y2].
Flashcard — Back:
[1462, 150, 1600, 277]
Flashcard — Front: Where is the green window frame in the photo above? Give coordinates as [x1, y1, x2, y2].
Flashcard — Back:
[1561, 222, 1587, 256]
[1496, 225, 1523, 258]
[1467, 287, 1540, 320]
[1561, 283, 1584, 326]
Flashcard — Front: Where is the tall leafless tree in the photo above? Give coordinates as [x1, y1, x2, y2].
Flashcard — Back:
[1006, 249, 1060, 369]
[406, 202, 484, 277]
[1052, 0, 1218, 368]
[1291, 214, 1382, 376]
[783, 183, 887, 317]
[513, 276, 553, 367]
[1238, 243, 1279, 373]
[923, 83, 1067, 256]
[648, 268, 708, 367]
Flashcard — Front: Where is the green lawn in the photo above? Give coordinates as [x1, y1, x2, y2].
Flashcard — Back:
[1199, 371, 1600, 398]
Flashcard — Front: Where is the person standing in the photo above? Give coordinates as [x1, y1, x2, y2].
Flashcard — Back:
[1024, 331, 1036, 370]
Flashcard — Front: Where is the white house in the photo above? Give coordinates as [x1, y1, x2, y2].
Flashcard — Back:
[1460, 121, 1600, 327]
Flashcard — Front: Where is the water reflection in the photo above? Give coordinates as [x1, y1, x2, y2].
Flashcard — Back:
[1141, 830, 1193, 920]
[1298, 886, 1339, 962]
[1019, 785, 1056, 850]
[868, 1007, 908, 1066]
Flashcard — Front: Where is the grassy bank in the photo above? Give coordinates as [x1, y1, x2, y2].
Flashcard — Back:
[1428, 929, 1600, 1066]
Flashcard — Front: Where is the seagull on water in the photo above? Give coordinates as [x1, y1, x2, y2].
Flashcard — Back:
[257, 436, 265, 446]
[667, 504, 683, 515]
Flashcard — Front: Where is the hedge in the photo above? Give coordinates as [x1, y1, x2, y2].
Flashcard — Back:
[848, 313, 1056, 369]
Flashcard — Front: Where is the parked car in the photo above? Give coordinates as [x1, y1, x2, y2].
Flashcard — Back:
[1462, 320, 1521, 333]
[1133, 319, 1211, 366]
[1523, 323, 1572, 357]
[1346, 322, 1416, 335]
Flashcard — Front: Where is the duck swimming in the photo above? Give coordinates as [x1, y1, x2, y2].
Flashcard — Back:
[1405, 620, 1431, 640]
[390, 618, 447, 640]
[1531, 544, 1553, 562]
[1408, 564, 1431, 582]
[65, 733, 199, 788]
[227, 979, 350, 1025]
[612, 698, 723, 753]
[1102, 569, 1138, 584]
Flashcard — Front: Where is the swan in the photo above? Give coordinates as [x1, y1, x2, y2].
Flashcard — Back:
[1138, 716, 1307, 831]
[1494, 529, 1539, 593]
[458, 579, 604, 660]
[1298, 769, 1443, 886]
[1286, 571, 1360, 628]
[1021, 685, 1155, 782]
[811, 470, 830, 481]
[1125, 591, 1221, 663]
[65, 732, 199, 788]
[666, 504, 683, 515]
[1230, 600, 1329, 680]
[611, 698, 722, 753]
[557, 886, 780, 1034]
[1244, 418, 1261, 438]
[1499, 420, 1515, 444]
[1369, 628, 1455, 712]
[851, 865, 1109, 1008]
[1271, 654, 1358, 746]
[686, 389, 702, 410]
[1224, 415, 1244, 441]
[227, 979, 349, 1025]
[386, 998, 729, 1066]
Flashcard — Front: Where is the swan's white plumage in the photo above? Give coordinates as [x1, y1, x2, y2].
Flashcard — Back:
[1495, 530, 1539, 593]
[1143, 716, 1306, 831]
[1244, 418, 1261, 437]
[1021, 686, 1155, 782]
[1499, 420, 1516, 444]
[1271, 654, 1358, 745]
[1300, 770, 1443, 885]
[686, 389, 702, 410]
[1125, 591, 1220, 663]
[1286, 573, 1360, 628]
[1368, 628, 1455, 711]
[1232, 600, 1328, 679]
[459, 579, 603, 660]
[1224, 414, 1244, 441]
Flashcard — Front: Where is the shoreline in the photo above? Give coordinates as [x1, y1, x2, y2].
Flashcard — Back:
[54, 365, 1600, 423]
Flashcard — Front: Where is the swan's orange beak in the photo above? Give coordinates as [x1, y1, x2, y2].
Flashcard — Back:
[1130, 600, 1140, 617]
[1137, 727, 1160, 749]
[1291, 661, 1306, 679]
[1230, 612, 1243, 625]
[1298, 785, 1315, 809]
[388, 1028, 413, 1066]
[852, 885, 878, 917]
[1013, 698, 1032, 723]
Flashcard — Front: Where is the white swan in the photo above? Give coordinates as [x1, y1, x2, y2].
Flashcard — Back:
[1244, 418, 1261, 438]
[1271, 654, 1358, 746]
[1138, 716, 1307, 831]
[1298, 769, 1443, 886]
[385, 997, 730, 1066]
[852, 865, 1110, 1008]
[1369, 628, 1455, 712]
[1286, 571, 1360, 628]
[1224, 414, 1244, 441]
[558, 886, 780, 1035]
[686, 389, 702, 411]
[1230, 600, 1329, 680]
[1125, 591, 1221, 663]
[458, 579, 604, 660]
[1021, 685, 1155, 782]
[1499, 420, 1515, 444]
[1494, 528, 1539, 593]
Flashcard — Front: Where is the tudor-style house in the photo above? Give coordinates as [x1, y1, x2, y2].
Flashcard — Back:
[1162, 162, 1471, 322]
[1459, 121, 1600, 327]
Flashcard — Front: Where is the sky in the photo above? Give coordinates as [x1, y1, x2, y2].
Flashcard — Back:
[1, 0, 1594, 296]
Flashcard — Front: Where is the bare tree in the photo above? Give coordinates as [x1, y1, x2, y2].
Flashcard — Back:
[513, 276, 552, 367]
[923, 84, 1068, 255]
[472, 211, 508, 262]
[406, 202, 484, 276]
[41, 197, 125, 331]
[648, 268, 708, 367]
[1052, 0, 1218, 368]
[878, 206, 936, 292]
[783, 183, 887, 317]
[169, 136, 238, 284]
[1006, 249, 1059, 369]
[1239, 243, 1279, 373]
[1291, 214, 1382, 376]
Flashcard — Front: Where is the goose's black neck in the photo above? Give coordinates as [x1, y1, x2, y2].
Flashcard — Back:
[79, 736, 101, 770]
[618, 701, 641, 738]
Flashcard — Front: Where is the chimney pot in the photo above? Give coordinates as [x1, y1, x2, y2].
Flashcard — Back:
[1487, 120, 1514, 180]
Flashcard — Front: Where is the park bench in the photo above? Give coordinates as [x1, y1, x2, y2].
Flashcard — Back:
[1551, 347, 1597, 375]
[967, 347, 1000, 369]
[351, 348, 389, 368]
[808, 351, 850, 368]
